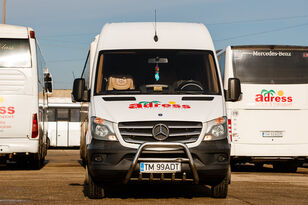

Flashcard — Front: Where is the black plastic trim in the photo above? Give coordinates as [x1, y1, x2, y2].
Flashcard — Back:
[182, 96, 214, 101]
[102, 97, 136, 101]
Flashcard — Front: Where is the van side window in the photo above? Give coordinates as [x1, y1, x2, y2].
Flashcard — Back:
[218, 51, 225, 79]
[208, 55, 220, 94]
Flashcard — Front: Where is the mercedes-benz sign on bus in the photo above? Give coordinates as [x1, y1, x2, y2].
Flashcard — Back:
[0, 24, 52, 169]
[218, 45, 308, 172]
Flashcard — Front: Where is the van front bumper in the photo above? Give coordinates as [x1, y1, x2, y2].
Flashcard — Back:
[87, 139, 230, 185]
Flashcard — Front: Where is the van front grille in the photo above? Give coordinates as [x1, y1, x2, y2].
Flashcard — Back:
[118, 121, 203, 144]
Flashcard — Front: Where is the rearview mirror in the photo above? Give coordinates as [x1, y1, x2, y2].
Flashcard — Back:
[227, 78, 241, 101]
[148, 57, 168, 64]
[44, 72, 53, 94]
[72, 78, 89, 102]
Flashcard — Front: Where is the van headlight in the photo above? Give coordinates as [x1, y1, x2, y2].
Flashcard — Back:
[91, 116, 118, 141]
[204, 116, 227, 141]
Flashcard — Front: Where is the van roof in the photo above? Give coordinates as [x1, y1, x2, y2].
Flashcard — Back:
[98, 22, 215, 51]
[0, 24, 30, 38]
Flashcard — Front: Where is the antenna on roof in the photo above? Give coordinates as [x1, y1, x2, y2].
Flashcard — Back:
[154, 9, 158, 42]
[3, 0, 6, 24]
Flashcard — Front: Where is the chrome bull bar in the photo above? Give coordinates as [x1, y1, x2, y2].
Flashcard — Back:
[124, 142, 199, 184]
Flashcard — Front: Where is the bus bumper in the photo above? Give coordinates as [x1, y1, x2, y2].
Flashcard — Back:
[0, 138, 39, 154]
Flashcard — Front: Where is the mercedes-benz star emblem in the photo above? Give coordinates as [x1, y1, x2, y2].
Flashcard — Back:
[152, 123, 169, 141]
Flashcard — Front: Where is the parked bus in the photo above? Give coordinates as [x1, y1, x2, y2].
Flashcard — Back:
[0, 24, 51, 169]
[218, 45, 308, 172]
[48, 89, 81, 147]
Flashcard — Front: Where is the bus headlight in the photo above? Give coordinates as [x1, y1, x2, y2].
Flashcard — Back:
[91, 116, 118, 141]
[204, 116, 227, 141]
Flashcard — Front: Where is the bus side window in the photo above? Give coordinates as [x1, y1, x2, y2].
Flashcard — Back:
[48, 108, 56, 121]
[70, 108, 80, 122]
[57, 108, 69, 121]
[36, 41, 46, 91]
[218, 51, 226, 80]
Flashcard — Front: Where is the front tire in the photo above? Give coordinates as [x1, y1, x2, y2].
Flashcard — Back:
[211, 168, 229, 198]
[86, 166, 104, 199]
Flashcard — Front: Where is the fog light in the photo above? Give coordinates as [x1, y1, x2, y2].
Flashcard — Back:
[217, 154, 228, 162]
[107, 135, 117, 141]
[93, 154, 106, 162]
[204, 135, 212, 141]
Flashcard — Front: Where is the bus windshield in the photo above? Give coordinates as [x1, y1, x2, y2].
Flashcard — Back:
[233, 49, 308, 84]
[0, 39, 31, 68]
[94, 50, 221, 95]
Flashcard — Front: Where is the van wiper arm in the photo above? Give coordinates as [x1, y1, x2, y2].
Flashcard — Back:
[103, 96, 136, 101]
[176, 90, 205, 94]
[96, 90, 141, 95]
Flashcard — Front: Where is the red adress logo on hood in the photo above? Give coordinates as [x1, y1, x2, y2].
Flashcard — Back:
[129, 101, 191, 109]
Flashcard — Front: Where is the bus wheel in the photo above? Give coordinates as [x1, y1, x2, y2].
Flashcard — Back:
[30, 154, 43, 170]
[254, 162, 264, 170]
[211, 167, 229, 198]
[273, 162, 297, 173]
[86, 165, 104, 199]
[230, 162, 239, 172]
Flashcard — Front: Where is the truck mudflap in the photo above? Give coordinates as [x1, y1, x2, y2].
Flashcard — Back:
[124, 142, 199, 184]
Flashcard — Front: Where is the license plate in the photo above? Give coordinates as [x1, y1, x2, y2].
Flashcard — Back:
[140, 162, 181, 173]
[262, 131, 283, 137]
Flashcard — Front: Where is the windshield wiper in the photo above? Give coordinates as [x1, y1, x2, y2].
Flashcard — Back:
[176, 90, 220, 95]
[176, 90, 205, 94]
[96, 90, 141, 95]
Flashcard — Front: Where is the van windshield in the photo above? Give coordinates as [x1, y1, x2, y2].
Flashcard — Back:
[94, 50, 221, 95]
[233, 49, 308, 84]
[0, 39, 31, 68]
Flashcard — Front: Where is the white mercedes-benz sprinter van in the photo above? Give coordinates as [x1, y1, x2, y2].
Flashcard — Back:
[0, 24, 51, 169]
[72, 22, 241, 199]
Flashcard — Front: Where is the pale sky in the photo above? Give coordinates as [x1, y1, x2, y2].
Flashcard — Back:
[3, 0, 308, 88]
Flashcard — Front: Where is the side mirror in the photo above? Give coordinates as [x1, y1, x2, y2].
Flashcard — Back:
[227, 78, 241, 101]
[72, 78, 89, 102]
[44, 72, 53, 93]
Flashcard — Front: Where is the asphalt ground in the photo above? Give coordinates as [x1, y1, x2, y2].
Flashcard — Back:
[0, 149, 308, 204]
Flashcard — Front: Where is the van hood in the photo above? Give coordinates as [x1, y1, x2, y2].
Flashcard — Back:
[92, 95, 225, 123]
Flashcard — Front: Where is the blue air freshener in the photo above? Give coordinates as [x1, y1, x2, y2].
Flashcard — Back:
[155, 64, 160, 81]
[155, 72, 160, 81]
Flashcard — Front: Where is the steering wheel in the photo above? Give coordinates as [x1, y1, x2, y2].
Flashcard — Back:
[176, 80, 204, 91]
